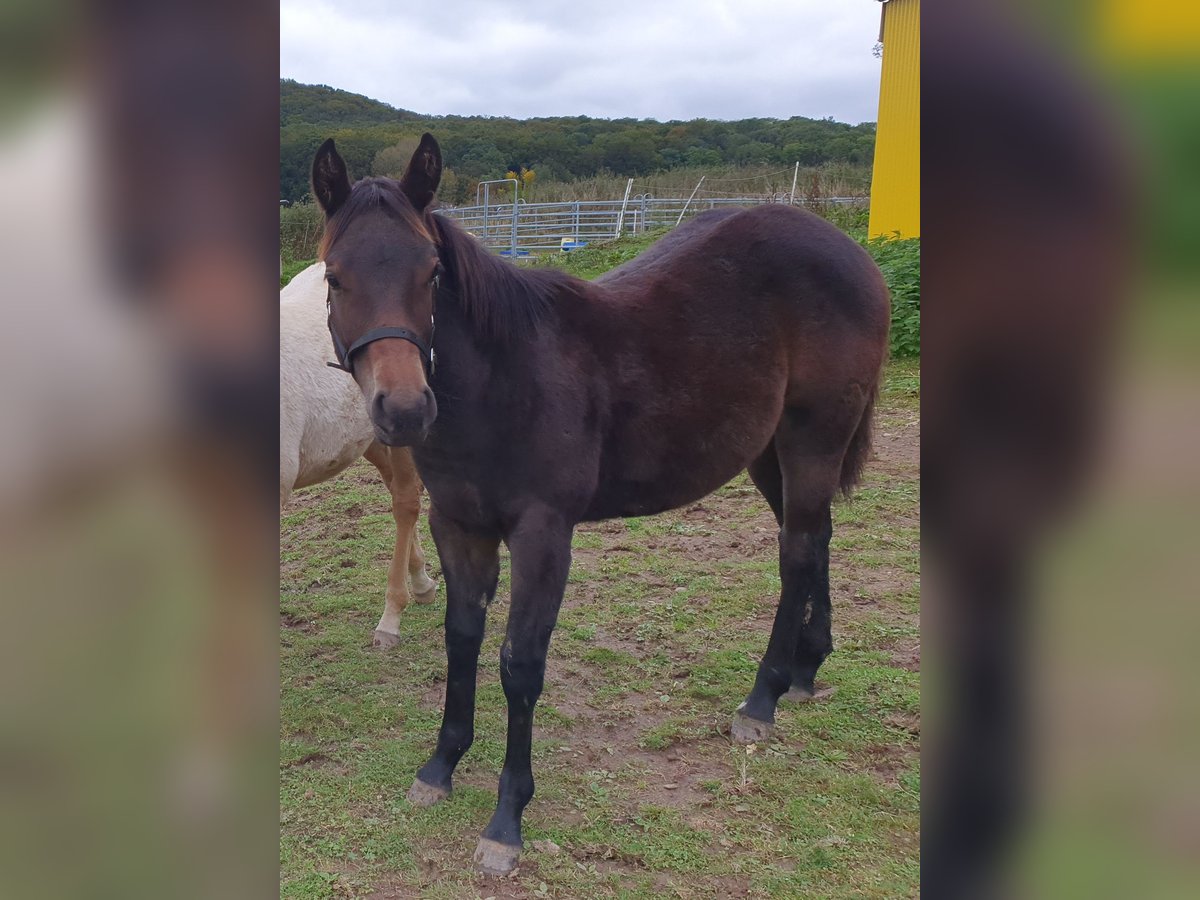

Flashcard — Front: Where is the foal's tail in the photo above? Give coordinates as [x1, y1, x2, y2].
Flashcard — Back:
[839, 386, 877, 497]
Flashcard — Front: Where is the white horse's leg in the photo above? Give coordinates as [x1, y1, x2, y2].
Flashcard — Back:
[407, 508, 437, 604]
[363, 443, 418, 649]
[388, 446, 435, 603]
[280, 450, 298, 510]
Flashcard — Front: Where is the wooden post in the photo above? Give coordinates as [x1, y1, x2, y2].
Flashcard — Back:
[614, 178, 634, 238]
[675, 176, 706, 227]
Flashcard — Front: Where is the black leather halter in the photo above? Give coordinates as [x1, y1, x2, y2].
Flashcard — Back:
[326, 274, 438, 376]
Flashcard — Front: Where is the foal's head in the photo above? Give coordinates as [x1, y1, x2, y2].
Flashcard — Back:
[312, 135, 444, 446]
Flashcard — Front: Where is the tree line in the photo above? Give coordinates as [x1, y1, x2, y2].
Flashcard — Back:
[281, 79, 877, 205]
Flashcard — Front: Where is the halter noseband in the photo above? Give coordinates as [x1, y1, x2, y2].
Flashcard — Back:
[326, 274, 438, 377]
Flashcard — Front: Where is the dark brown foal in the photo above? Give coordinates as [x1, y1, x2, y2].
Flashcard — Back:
[310, 135, 889, 875]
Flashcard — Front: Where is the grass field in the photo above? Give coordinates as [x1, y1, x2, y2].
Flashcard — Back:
[280, 236, 920, 899]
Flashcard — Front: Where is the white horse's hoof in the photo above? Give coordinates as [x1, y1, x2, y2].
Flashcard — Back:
[412, 583, 437, 605]
[406, 778, 449, 808]
[372, 630, 402, 650]
[731, 709, 775, 743]
[473, 837, 521, 876]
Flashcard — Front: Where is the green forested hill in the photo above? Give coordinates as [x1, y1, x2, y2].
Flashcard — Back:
[280, 79, 421, 129]
[280, 79, 876, 204]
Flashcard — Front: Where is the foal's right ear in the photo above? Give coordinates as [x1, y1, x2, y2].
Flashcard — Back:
[400, 133, 442, 212]
[311, 138, 352, 217]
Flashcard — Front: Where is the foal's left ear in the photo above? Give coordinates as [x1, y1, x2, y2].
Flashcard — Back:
[312, 138, 352, 217]
[400, 133, 442, 211]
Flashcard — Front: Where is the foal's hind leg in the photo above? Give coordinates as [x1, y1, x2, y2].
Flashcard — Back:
[733, 412, 841, 742]
[748, 442, 834, 704]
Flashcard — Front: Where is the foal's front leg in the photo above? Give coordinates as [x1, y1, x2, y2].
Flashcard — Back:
[474, 511, 574, 876]
[406, 509, 500, 806]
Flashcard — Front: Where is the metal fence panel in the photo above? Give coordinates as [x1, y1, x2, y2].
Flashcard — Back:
[281, 194, 869, 262]
[436, 195, 868, 256]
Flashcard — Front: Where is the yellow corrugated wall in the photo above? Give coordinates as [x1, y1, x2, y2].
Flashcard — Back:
[868, 0, 920, 238]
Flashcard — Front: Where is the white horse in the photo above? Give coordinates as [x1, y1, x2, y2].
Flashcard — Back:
[280, 261, 436, 647]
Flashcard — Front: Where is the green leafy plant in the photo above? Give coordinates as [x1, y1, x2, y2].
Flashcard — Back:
[280, 201, 324, 264]
[864, 235, 920, 358]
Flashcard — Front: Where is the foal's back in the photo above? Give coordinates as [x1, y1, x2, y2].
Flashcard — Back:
[566, 205, 889, 519]
[598, 205, 887, 336]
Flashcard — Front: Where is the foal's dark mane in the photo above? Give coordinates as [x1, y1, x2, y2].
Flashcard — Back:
[431, 209, 589, 341]
[319, 176, 588, 342]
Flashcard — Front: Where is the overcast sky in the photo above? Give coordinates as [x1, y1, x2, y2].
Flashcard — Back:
[281, 0, 883, 124]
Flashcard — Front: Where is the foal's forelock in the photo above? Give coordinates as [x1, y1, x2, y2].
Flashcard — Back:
[317, 178, 437, 261]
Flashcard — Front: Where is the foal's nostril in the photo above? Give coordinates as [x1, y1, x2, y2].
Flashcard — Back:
[371, 390, 389, 422]
[422, 386, 437, 425]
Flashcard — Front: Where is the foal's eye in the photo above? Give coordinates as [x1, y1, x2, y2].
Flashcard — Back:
[430, 262, 444, 286]
[325, 272, 341, 290]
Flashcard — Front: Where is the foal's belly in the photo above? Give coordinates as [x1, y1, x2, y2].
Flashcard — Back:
[582, 409, 778, 522]
[583, 458, 752, 521]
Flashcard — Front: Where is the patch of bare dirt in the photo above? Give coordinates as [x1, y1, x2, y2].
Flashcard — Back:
[281, 750, 351, 776]
[280, 461, 396, 544]
[861, 742, 918, 789]
[280, 611, 316, 633]
[890, 639, 921, 672]
[873, 419, 920, 473]
[416, 676, 446, 711]
[884, 711, 921, 738]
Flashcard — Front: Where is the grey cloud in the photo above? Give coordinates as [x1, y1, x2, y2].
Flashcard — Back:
[281, 0, 881, 123]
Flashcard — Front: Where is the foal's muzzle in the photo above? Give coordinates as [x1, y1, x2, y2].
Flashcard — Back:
[370, 385, 438, 446]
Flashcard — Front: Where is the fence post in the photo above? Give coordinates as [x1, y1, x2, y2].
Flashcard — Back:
[482, 183, 490, 242]
[789, 161, 800, 206]
[573, 201, 580, 243]
[675, 175, 706, 227]
[476, 178, 520, 250]
[510, 196, 518, 257]
[615, 178, 634, 238]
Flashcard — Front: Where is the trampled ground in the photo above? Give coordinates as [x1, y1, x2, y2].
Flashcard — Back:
[280, 359, 919, 899]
